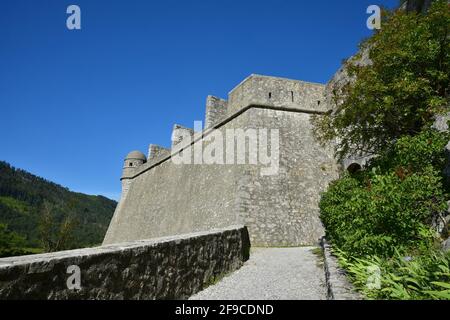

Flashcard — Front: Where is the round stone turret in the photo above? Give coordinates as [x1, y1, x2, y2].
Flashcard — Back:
[120, 150, 146, 200]
[124, 151, 146, 168]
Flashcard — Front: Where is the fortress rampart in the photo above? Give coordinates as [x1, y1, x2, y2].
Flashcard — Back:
[103, 74, 339, 247]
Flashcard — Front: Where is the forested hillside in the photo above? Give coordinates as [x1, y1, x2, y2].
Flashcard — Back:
[0, 161, 116, 257]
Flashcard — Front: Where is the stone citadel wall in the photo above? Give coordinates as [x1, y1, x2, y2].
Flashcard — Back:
[103, 74, 339, 247]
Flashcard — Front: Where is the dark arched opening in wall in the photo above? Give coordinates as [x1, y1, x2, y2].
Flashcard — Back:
[347, 163, 362, 174]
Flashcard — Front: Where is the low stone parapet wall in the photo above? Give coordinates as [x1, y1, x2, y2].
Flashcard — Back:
[0, 226, 250, 300]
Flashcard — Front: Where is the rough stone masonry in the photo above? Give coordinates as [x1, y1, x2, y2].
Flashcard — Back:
[103, 74, 341, 247]
[0, 226, 250, 299]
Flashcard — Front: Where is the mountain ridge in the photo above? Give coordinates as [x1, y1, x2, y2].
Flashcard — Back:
[0, 160, 116, 254]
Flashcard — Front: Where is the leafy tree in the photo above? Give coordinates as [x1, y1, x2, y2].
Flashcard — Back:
[0, 223, 28, 258]
[38, 201, 78, 252]
[314, 1, 449, 160]
[0, 223, 26, 249]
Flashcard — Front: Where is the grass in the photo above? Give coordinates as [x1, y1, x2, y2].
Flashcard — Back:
[310, 247, 325, 268]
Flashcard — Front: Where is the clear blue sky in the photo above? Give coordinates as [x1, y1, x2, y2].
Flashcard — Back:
[0, 0, 398, 200]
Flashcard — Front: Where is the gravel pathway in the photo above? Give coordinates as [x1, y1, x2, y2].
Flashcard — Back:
[190, 247, 326, 300]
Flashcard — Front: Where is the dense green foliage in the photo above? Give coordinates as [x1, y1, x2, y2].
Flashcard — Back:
[317, 1, 450, 300]
[320, 135, 450, 301]
[0, 161, 116, 256]
[321, 129, 450, 257]
[38, 201, 78, 253]
[335, 248, 450, 300]
[0, 223, 41, 257]
[314, 0, 449, 160]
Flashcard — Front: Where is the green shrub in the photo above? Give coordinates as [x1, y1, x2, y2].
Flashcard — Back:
[320, 128, 450, 299]
[320, 129, 449, 257]
[335, 248, 450, 300]
[321, 168, 444, 257]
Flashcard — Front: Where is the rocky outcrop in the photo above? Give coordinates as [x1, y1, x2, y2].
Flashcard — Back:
[442, 237, 450, 252]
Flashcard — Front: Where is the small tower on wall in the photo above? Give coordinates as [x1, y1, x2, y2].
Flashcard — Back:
[121, 150, 146, 200]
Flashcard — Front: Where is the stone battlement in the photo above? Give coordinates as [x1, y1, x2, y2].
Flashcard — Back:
[227, 74, 326, 115]
[205, 74, 326, 129]
[119, 74, 329, 182]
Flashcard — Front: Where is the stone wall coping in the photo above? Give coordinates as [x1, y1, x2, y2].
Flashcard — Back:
[0, 225, 246, 268]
